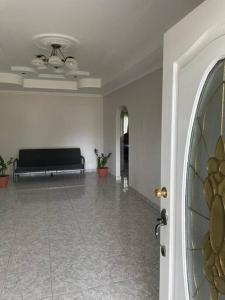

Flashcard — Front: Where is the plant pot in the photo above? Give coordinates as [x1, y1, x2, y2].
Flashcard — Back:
[0, 175, 9, 188]
[97, 167, 109, 177]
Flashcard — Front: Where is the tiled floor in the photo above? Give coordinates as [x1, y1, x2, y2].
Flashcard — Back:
[0, 173, 159, 300]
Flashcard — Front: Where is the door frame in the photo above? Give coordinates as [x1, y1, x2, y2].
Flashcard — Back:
[161, 1, 225, 299]
[115, 105, 129, 179]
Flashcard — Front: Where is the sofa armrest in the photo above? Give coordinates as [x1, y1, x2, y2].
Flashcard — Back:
[13, 159, 18, 182]
[81, 156, 85, 169]
[13, 158, 18, 170]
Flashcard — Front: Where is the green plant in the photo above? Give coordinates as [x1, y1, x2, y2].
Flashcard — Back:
[0, 156, 13, 176]
[94, 149, 111, 168]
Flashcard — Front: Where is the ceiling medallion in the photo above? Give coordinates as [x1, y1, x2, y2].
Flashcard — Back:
[32, 33, 80, 50]
[203, 136, 225, 299]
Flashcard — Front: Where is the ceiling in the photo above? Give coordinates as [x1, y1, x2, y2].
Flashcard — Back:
[0, 0, 204, 95]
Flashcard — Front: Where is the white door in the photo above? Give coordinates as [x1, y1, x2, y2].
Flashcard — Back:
[159, 1, 225, 299]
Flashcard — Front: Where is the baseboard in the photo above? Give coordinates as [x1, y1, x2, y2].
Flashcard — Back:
[109, 172, 160, 211]
[128, 186, 160, 211]
[85, 169, 97, 173]
[108, 172, 121, 181]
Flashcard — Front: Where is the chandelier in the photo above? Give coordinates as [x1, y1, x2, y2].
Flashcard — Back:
[10, 34, 101, 91]
[31, 43, 78, 73]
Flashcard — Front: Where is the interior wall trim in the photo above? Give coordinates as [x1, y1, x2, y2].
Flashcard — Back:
[129, 186, 160, 210]
[177, 22, 225, 68]
[0, 89, 103, 98]
[109, 173, 160, 210]
[103, 64, 162, 97]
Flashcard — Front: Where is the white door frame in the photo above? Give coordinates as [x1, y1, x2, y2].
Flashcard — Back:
[161, 1, 225, 299]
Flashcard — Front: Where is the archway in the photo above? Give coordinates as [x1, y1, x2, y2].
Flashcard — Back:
[120, 108, 129, 177]
[116, 106, 129, 180]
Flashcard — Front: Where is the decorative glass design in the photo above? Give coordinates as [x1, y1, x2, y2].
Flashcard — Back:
[186, 59, 225, 300]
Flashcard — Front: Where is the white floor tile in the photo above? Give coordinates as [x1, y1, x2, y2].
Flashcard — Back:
[0, 173, 159, 299]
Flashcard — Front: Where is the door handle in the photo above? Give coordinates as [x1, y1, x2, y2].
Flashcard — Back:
[154, 208, 167, 239]
[154, 187, 167, 198]
[154, 222, 164, 239]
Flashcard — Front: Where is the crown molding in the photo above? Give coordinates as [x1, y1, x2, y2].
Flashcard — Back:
[0, 89, 103, 98]
[103, 63, 162, 97]
[102, 46, 163, 96]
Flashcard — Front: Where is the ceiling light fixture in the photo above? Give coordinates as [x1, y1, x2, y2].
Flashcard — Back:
[32, 44, 78, 71]
[9, 34, 102, 90]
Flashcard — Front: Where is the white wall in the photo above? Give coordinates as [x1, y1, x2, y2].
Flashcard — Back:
[0, 92, 103, 172]
[104, 69, 162, 206]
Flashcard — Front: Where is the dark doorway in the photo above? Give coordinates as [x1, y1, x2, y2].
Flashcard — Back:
[120, 108, 129, 178]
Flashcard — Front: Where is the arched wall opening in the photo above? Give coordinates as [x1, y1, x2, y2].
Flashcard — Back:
[116, 106, 129, 179]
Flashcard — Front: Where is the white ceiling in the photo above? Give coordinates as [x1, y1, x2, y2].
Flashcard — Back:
[0, 0, 204, 95]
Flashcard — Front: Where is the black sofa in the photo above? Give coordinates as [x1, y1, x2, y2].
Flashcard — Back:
[13, 148, 85, 181]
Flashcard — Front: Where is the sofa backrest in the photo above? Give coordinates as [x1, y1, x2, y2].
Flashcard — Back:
[18, 148, 82, 167]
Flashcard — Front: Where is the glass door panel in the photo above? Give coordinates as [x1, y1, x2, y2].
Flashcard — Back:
[186, 59, 225, 300]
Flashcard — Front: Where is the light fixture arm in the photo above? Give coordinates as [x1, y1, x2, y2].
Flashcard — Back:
[57, 47, 66, 61]
[36, 54, 47, 62]
[49, 44, 67, 62]
[32, 42, 78, 70]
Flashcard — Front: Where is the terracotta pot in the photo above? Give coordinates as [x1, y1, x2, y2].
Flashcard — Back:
[0, 175, 9, 188]
[97, 167, 109, 177]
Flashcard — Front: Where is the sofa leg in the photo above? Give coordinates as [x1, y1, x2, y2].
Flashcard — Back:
[13, 173, 18, 183]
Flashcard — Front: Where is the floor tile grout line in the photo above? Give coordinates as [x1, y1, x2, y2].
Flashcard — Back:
[69, 274, 156, 299]
[67, 192, 102, 271]
[46, 198, 54, 300]
[0, 190, 24, 298]
[66, 189, 107, 292]
[1, 174, 159, 299]
[48, 188, 87, 299]
[66, 189, 90, 250]
[16, 184, 86, 193]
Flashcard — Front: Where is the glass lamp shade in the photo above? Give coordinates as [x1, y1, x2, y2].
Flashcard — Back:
[48, 55, 64, 67]
[37, 65, 47, 70]
[32, 56, 45, 67]
[54, 67, 64, 74]
[65, 57, 78, 70]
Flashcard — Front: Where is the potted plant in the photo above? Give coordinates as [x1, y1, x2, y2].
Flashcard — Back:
[0, 156, 13, 188]
[94, 149, 111, 177]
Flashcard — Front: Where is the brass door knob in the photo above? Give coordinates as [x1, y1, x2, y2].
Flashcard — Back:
[154, 187, 167, 198]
